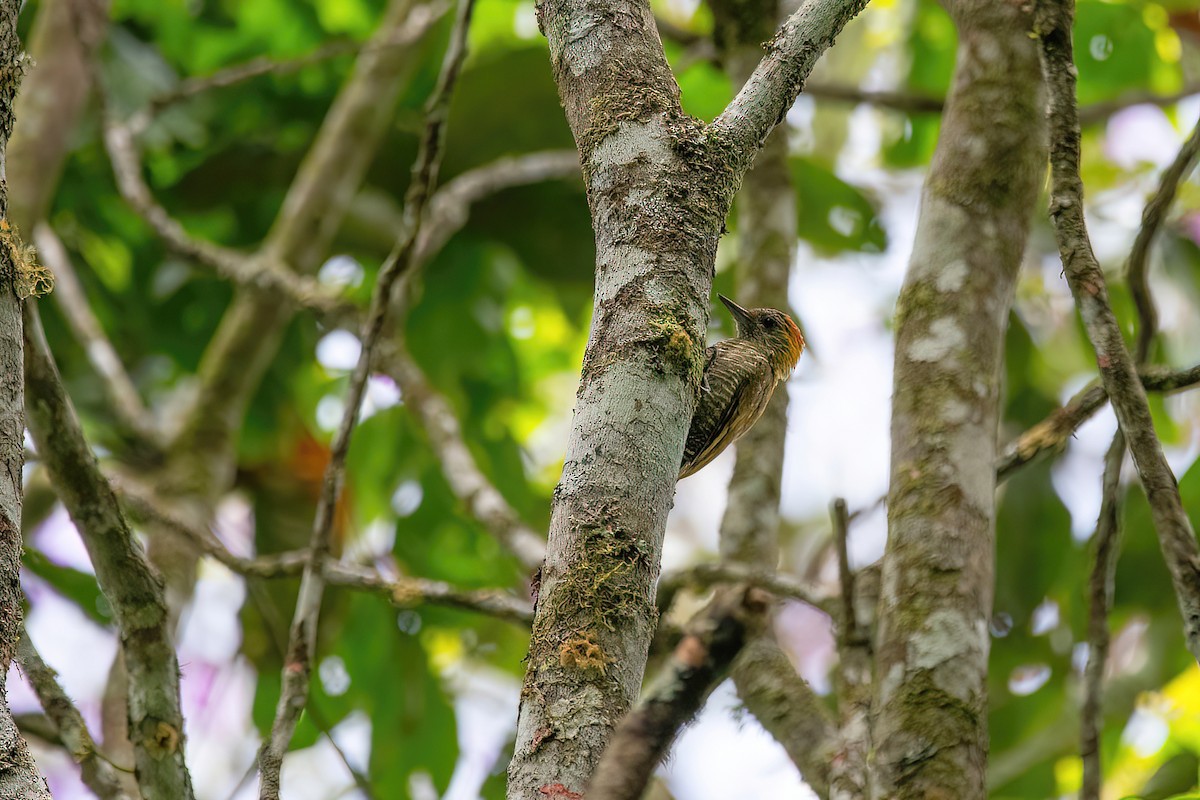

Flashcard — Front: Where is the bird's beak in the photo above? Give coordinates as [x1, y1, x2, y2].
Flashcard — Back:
[718, 294, 753, 332]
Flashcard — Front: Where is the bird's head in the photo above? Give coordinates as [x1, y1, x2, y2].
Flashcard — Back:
[719, 294, 805, 380]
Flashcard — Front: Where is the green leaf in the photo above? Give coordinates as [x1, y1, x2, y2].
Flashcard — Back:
[23, 549, 112, 626]
[787, 156, 887, 253]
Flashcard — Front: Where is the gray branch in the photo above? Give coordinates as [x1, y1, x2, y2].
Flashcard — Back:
[872, 2, 1046, 797]
[23, 303, 194, 799]
[258, 0, 478, 793]
[1038, 0, 1200, 665]
[17, 632, 133, 800]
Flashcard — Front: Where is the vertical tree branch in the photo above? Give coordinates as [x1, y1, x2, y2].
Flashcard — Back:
[257, 0, 476, 794]
[7, 0, 109, 229]
[1038, 0, 1200, 665]
[1078, 100, 1200, 800]
[17, 632, 133, 800]
[0, 3, 54, 796]
[24, 303, 194, 800]
[705, 0, 838, 786]
[510, 0, 867, 794]
[830, 499, 872, 800]
[871, 3, 1045, 798]
[1080, 431, 1124, 800]
[1127, 118, 1200, 365]
[169, 0, 430, 486]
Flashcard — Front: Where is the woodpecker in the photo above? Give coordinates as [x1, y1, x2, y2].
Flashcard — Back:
[678, 295, 805, 479]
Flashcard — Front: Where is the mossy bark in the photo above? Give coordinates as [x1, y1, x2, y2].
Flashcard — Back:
[871, 2, 1046, 798]
[509, 0, 869, 795]
[0, 1, 71, 794]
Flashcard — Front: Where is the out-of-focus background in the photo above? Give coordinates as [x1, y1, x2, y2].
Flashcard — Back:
[16, 0, 1200, 796]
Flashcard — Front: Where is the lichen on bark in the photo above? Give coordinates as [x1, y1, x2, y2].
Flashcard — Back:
[511, 0, 870, 796]
[871, 2, 1047, 798]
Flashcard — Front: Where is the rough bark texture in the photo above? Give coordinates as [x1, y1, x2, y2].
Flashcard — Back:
[586, 587, 767, 800]
[24, 304, 194, 800]
[1039, 0, 1200, 665]
[509, 6, 717, 790]
[18, 633, 131, 800]
[509, 0, 869, 795]
[871, 3, 1045, 799]
[0, 3, 53, 796]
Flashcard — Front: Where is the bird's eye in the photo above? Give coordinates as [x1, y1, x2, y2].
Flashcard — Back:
[763, 317, 777, 330]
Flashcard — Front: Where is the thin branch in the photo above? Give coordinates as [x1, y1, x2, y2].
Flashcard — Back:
[416, 150, 580, 263]
[1039, 0, 1200, 664]
[258, 0, 478, 793]
[378, 347, 546, 570]
[139, 3, 449, 125]
[22, 302, 195, 799]
[996, 363, 1200, 480]
[832, 498, 855, 643]
[805, 81, 1200, 124]
[708, 0, 870, 176]
[804, 82, 943, 114]
[730, 636, 836, 794]
[829, 498, 871, 800]
[142, 42, 359, 121]
[656, 561, 830, 612]
[17, 632, 133, 800]
[1080, 431, 1124, 800]
[112, 475, 531, 621]
[325, 563, 533, 624]
[102, 119, 349, 316]
[1078, 90, 1200, 800]
[32, 223, 160, 446]
[586, 587, 769, 800]
[1078, 83, 1200, 126]
[1128, 116, 1200, 363]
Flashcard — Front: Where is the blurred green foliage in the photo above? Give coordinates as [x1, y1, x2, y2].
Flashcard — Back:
[20, 0, 1200, 795]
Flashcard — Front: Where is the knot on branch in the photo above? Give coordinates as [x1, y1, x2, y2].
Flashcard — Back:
[143, 720, 181, 757]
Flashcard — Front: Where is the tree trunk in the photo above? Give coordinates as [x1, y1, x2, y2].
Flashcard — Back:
[508, 0, 868, 796]
[871, 2, 1045, 798]
[0, 1, 60, 795]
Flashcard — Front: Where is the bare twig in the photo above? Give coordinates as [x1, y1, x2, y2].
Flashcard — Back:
[32, 223, 160, 446]
[829, 498, 871, 800]
[146, 41, 359, 113]
[23, 303, 194, 799]
[325, 563, 533, 624]
[17, 632, 133, 800]
[587, 587, 769, 800]
[416, 150, 580, 263]
[996, 363, 1200, 480]
[1078, 83, 1200, 126]
[1128, 116, 1200, 363]
[832, 498, 854, 643]
[806, 81, 1200, 124]
[656, 561, 830, 612]
[1079, 90, 1200, 800]
[1039, 0, 1200, 664]
[138, 2, 448, 124]
[1080, 431, 1124, 800]
[118, 461, 531, 620]
[708, 0, 870, 177]
[102, 119, 349, 316]
[258, 0, 478, 793]
[379, 347, 546, 570]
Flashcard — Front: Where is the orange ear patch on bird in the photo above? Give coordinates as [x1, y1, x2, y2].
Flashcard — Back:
[782, 314, 805, 370]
